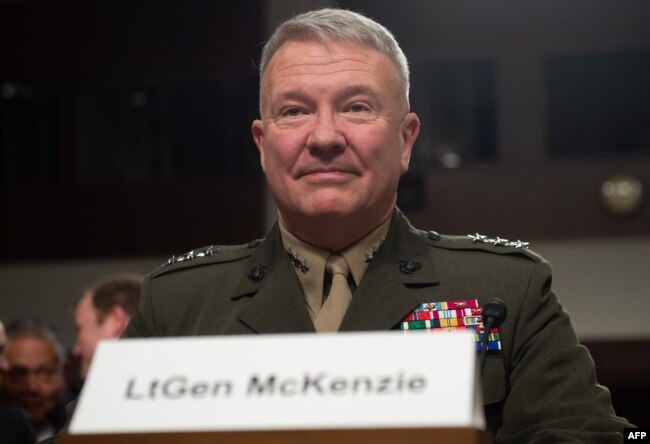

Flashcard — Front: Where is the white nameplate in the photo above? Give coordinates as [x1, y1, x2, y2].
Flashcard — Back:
[70, 331, 484, 434]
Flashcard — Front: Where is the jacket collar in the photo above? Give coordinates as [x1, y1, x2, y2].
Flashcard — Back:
[232, 224, 315, 333]
[339, 209, 440, 331]
[233, 209, 439, 333]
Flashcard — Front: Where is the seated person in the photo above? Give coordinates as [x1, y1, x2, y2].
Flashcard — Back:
[1, 319, 66, 441]
[72, 273, 142, 381]
[122, 8, 632, 442]
[56, 8, 632, 443]
[0, 319, 36, 444]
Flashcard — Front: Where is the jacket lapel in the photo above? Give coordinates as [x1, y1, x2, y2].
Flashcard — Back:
[233, 210, 440, 334]
[234, 224, 315, 334]
[340, 210, 440, 331]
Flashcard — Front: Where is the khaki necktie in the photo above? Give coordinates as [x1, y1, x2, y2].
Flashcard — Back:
[314, 254, 352, 332]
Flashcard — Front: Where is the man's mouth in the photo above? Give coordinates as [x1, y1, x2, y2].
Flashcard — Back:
[299, 168, 358, 182]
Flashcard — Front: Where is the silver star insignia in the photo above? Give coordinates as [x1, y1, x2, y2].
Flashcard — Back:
[468, 233, 487, 242]
[492, 237, 508, 246]
[509, 240, 530, 249]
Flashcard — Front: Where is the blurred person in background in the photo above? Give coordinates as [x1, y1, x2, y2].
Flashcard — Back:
[72, 273, 142, 380]
[0, 320, 36, 444]
[1, 318, 65, 441]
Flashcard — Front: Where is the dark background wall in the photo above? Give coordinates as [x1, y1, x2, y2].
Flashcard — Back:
[1, 0, 266, 259]
[2, 0, 649, 262]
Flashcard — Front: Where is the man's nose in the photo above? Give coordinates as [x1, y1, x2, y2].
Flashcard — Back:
[306, 112, 346, 156]
[72, 340, 81, 357]
[25, 372, 40, 391]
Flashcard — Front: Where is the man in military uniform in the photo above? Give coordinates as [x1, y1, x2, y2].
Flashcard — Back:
[123, 8, 631, 442]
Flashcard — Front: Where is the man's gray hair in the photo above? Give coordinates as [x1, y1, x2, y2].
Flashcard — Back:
[5, 317, 65, 363]
[259, 8, 410, 105]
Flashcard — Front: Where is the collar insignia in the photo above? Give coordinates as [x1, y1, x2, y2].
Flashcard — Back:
[364, 236, 385, 263]
[286, 247, 309, 274]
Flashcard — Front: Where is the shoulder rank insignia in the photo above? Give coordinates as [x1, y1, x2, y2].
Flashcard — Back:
[468, 233, 529, 249]
[161, 245, 216, 268]
[400, 299, 502, 352]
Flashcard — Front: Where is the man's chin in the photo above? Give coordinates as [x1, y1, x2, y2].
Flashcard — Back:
[80, 361, 91, 379]
[24, 407, 48, 424]
[300, 205, 356, 220]
[301, 194, 359, 215]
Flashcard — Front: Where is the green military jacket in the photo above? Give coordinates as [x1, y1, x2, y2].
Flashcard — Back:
[124, 209, 631, 442]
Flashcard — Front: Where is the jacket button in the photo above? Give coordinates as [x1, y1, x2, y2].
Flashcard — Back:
[427, 230, 441, 241]
[247, 264, 267, 282]
[399, 258, 422, 274]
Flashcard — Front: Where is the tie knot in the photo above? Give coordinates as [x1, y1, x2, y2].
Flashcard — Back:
[326, 254, 349, 277]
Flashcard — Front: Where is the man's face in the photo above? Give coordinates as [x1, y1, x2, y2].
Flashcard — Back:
[73, 292, 111, 378]
[3, 336, 64, 425]
[253, 39, 419, 229]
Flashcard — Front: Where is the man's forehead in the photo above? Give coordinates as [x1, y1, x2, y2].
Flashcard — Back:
[76, 292, 96, 316]
[261, 39, 403, 108]
[266, 39, 388, 75]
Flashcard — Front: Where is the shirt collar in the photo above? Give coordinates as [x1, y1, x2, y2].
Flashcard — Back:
[279, 216, 391, 286]
[279, 223, 328, 317]
[339, 218, 390, 285]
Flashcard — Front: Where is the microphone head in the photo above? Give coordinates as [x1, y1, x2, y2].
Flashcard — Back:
[482, 298, 507, 327]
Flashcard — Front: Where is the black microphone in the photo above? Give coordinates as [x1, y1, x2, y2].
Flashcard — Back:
[479, 298, 507, 373]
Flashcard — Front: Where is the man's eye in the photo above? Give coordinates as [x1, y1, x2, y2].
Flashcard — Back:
[349, 103, 369, 113]
[8, 368, 27, 379]
[282, 107, 302, 117]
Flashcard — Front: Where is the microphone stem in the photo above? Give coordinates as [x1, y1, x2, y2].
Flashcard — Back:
[479, 319, 494, 374]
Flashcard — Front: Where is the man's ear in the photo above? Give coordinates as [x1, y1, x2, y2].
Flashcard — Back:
[252, 120, 266, 172]
[104, 305, 129, 338]
[400, 112, 420, 173]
